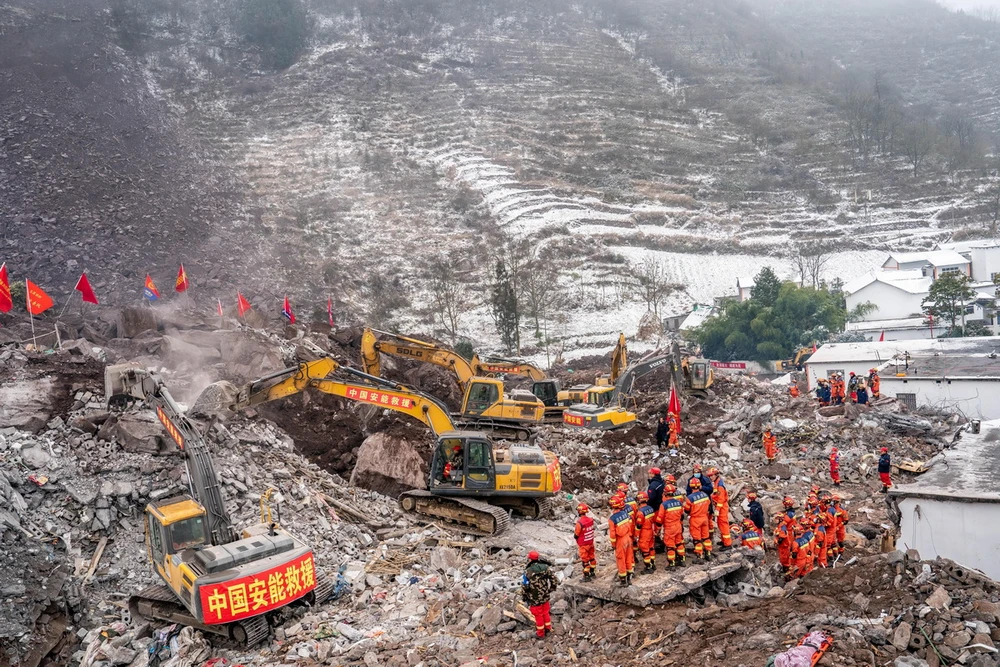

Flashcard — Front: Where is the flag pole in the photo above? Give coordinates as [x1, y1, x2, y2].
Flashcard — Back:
[27, 280, 37, 350]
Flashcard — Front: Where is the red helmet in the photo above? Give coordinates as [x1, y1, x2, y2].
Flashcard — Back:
[637, 491, 649, 503]
[649, 467, 661, 475]
[741, 519, 755, 531]
[706, 466, 720, 478]
[664, 483, 677, 495]
[832, 494, 842, 503]
[782, 496, 795, 508]
[881, 447, 888, 453]
[617, 482, 629, 494]
[806, 494, 818, 506]
[610, 496, 625, 509]
[577, 503, 589, 515]
[747, 491, 757, 501]
[869, 368, 877, 373]
[810, 484, 820, 495]
[693, 463, 702, 472]
[830, 447, 838, 453]
[792, 523, 804, 536]
[800, 517, 814, 529]
[689, 478, 702, 490]
[453, 445, 462, 451]
[528, 550, 540, 561]
[665, 473, 677, 483]
[850, 372, 856, 376]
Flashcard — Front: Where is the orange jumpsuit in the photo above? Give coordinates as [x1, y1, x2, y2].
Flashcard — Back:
[625, 497, 640, 553]
[824, 506, 840, 558]
[829, 451, 841, 485]
[668, 418, 679, 450]
[740, 529, 765, 550]
[634, 503, 659, 568]
[774, 514, 794, 570]
[834, 503, 849, 549]
[831, 378, 845, 405]
[813, 523, 829, 568]
[789, 385, 799, 398]
[763, 431, 777, 462]
[789, 532, 815, 579]
[656, 496, 686, 564]
[608, 508, 635, 579]
[574, 515, 597, 577]
[684, 490, 713, 557]
[711, 480, 732, 547]
[869, 373, 881, 399]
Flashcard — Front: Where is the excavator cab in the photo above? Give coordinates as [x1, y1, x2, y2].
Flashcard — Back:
[586, 386, 616, 408]
[530, 380, 560, 407]
[461, 378, 544, 422]
[431, 434, 496, 492]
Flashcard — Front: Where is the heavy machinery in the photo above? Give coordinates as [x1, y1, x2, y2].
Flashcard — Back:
[360, 329, 547, 436]
[775, 346, 814, 373]
[230, 358, 561, 534]
[680, 356, 715, 399]
[562, 350, 672, 430]
[564, 333, 629, 407]
[104, 365, 328, 645]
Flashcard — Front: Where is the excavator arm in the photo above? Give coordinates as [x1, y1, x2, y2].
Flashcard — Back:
[105, 365, 237, 546]
[231, 357, 458, 437]
[608, 333, 628, 384]
[610, 351, 672, 406]
[471, 355, 547, 381]
[361, 328, 476, 390]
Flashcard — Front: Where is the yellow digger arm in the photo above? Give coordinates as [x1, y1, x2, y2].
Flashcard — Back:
[470, 355, 548, 381]
[310, 379, 456, 436]
[360, 328, 476, 390]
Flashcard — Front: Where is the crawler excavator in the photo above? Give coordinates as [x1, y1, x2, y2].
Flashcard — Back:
[104, 365, 330, 645]
[562, 349, 672, 430]
[229, 357, 562, 535]
[360, 328, 550, 435]
[559, 333, 629, 407]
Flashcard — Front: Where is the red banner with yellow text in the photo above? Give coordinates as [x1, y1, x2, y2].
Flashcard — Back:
[344, 386, 415, 410]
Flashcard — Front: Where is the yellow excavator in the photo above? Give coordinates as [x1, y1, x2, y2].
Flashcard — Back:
[228, 358, 562, 534]
[561, 333, 629, 407]
[775, 346, 814, 373]
[562, 349, 671, 430]
[104, 365, 329, 645]
[360, 329, 547, 437]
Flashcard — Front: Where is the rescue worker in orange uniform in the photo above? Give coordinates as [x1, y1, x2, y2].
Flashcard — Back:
[821, 495, 839, 560]
[573, 503, 597, 581]
[684, 477, 714, 561]
[656, 483, 687, 567]
[667, 414, 680, 453]
[832, 494, 849, 555]
[868, 368, 881, 399]
[608, 495, 635, 587]
[830, 373, 845, 405]
[813, 509, 830, 569]
[788, 518, 816, 580]
[739, 518, 765, 550]
[707, 467, 732, 550]
[774, 497, 797, 574]
[634, 491, 659, 574]
[762, 426, 778, 463]
[829, 447, 841, 486]
[789, 383, 799, 398]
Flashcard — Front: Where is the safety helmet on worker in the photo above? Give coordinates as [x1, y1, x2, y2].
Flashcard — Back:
[747, 491, 757, 501]
[576, 503, 589, 515]
[706, 466, 720, 478]
[528, 550, 540, 561]
[664, 483, 677, 495]
[689, 477, 702, 490]
[610, 495, 625, 509]
[649, 467, 661, 476]
[637, 491, 649, 503]
[881, 447, 888, 453]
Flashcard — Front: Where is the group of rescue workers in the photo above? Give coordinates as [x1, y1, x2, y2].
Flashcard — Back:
[813, 368, 881, 406]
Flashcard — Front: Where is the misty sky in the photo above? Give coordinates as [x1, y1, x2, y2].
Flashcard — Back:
[938, 0, 1000, 9]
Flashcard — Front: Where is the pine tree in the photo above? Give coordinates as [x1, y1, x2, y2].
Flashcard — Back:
[490, 259, 520, 354]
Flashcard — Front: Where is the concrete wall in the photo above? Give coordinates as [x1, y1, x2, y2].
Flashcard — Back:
[880, 376, 1000, 419]
[971, 246, 1000, 282]
[897, 497, 1000, 581]
[846, 281, 925, 322]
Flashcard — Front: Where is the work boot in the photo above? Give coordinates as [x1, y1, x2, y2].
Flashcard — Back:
[649, 561, 656, 573]
[627, 572, 634, 585]
[677, 556, 686, 567]
[619, 574, 629, 587]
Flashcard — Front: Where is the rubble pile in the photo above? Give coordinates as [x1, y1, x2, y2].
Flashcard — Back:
[1, 315, 997, 667]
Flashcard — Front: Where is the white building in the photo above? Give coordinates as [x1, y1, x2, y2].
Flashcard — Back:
[844, 317, 932, 342]
[843, 270, 932, 322]
[936, 239, 1000, 283]
[892, 422, 1000, 581]
[881, 250, 971, 278]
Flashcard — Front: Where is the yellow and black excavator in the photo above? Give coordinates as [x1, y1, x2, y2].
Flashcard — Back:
[104, 365, 329, 645]
[562, 349, 672, 430]
[228, 357, 562, 535]
[560, 333, 629, 407]
[360, 329, 547, 436]
[775, 346, 814, 373]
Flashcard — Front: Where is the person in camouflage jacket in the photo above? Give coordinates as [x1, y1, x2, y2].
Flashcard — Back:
[521, 551, 558, 638]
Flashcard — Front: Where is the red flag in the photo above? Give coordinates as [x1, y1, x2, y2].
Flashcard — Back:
[217, 299, 224, 317]
[26, 280, 54, 315]
[74, 272, 99, 305]
[282, 296, 296, 324]
[668, 384, 681, 416]
[812, 342, 817, 353]
[144, 275, 160, 301]
[0, 263, 12, 314]
[327, 297, 334, 327]
[237, 292, 252, 316]
[175, 264, 189, 293]
[878, 330, 885, 342]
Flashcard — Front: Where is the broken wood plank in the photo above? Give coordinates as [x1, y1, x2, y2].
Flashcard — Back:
[84, 537, 108, 584]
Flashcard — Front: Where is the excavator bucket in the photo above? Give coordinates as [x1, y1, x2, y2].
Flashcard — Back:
[104, 363, 141, 406]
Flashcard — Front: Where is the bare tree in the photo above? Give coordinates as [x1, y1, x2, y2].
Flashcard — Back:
[792, 243, 832, 288]
[424, 254, 475, 343]
[521, 260, 563, 336]
[634, 258, 675, 318]
[988, 184, 1000, 238]
[900, 120, 937, 176]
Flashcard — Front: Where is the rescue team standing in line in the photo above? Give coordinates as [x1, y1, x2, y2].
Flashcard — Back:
[813, 368, 880, 406]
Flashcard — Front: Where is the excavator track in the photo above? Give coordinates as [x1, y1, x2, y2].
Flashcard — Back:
[399, 490, 511, 536]
[129, 585, 269, 646]
[454, 418, 535, 442]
